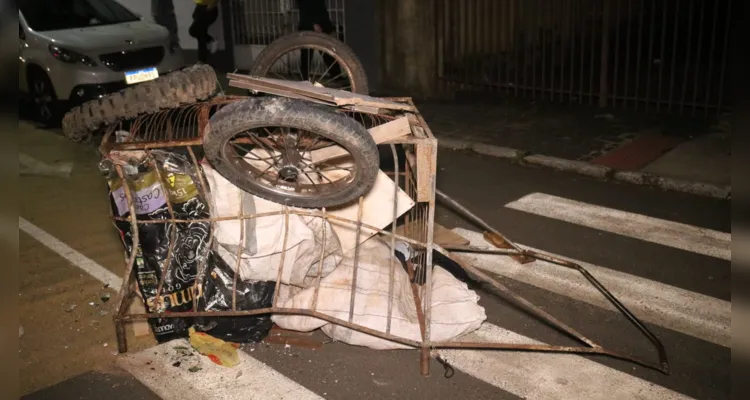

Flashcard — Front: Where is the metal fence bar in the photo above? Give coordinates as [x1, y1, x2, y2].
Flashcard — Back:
[704, 0, 720, 117]
[656, 0, 668, 113]
[715, 0, 732, 116]
[427, 0, 730, 115]
[691, 0, 707, 116]
[680, 0, 696, 114]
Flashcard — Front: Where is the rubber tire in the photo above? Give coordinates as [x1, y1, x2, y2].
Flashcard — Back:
[250, 31, 370, 95]
[204, 97, 380, 209]
[27, 69, 62, 127]
[61, 64, 218, 142]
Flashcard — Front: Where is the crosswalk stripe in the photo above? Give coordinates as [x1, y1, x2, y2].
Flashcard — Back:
[504, 193, 731, 260]
[442, 322, 693, 400]
[19, 217, 123, 289]
[119, 339, 324, 400]
[453, 228, 731, 347]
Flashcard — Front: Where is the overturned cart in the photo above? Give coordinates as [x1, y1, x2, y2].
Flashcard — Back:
[100, 77, 669, 376]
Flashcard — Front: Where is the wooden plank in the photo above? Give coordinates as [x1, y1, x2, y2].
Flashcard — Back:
[229, 73, 337, 102]
[128, 296, 152, 337]
[310, 116, 412, 164]
[415, 143, 435, 202]
[228, 80, 332, 106]
[226, 74, 415, 112]
[328, 171, 415, 254]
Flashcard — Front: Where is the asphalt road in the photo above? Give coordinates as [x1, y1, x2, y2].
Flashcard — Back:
[19, 121, 730, 400]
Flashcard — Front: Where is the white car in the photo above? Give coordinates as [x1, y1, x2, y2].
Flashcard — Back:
[19, 0, 186, 125]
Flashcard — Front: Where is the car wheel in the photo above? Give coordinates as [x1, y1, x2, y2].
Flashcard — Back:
[28, 70, 60, 126]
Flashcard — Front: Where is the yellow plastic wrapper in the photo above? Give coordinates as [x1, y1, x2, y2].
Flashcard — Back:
[188, 327, 242, 368]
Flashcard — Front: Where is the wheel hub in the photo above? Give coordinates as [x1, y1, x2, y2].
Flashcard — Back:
[278, 165, 299, 181]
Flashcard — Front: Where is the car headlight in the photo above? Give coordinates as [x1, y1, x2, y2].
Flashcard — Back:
[48, 44, 97, 67]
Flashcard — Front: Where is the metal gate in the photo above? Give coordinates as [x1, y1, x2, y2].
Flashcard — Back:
[228, 0, 347, 70]
[435, 0, 733, 116]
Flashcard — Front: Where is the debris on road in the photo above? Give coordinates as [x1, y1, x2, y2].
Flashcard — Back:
[64, 304, 76, 313]
[189, 327, 241, 368]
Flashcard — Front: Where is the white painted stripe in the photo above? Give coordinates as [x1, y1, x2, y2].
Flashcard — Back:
[20, 217, 321, 399]
[119, 339, 323, 400]
[504, 192, 731, 260]
[19, 217, 123, 289]
[454, 228, 731, 347]
[443, 322, 693, 400]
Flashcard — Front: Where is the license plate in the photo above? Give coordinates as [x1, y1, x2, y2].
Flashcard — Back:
[125, 67, 159, 84]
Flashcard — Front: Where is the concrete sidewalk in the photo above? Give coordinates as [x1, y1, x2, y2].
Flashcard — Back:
[418, 100, 730, 198]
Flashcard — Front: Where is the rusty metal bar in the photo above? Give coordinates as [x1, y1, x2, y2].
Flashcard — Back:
[311, 209, 328, 312]
[431, 188, 670, 374]
[271, 210, 290, 307]
[146, 152, 179, 311]
[186, 146, 214, 310]
[348, 196, 365, 323]
[435, 189, 521, 253]
[232, 189, 245, 311]
[113, 163, 141, 354]
[386, 144, 399, 334]
[434, 242, 669, 374]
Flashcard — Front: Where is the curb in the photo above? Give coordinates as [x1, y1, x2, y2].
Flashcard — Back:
[438, 141, 730, 200]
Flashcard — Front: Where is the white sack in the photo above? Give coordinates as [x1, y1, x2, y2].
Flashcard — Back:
[202, 163, 342, 286]
[273, 238, 487, 349]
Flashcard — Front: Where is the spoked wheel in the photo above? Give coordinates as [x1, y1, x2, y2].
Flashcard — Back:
[250, 31, 370, 94]
[204, 97, 379, 209]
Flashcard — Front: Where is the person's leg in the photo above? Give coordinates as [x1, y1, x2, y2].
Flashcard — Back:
[189, 5, 211, 63]
[152, 0, 179, 44]
[205, 6, 220, 54]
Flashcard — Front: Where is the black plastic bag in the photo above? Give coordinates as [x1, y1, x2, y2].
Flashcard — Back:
[106, 150, 275, 343]
[194, 252, 275, 343]
[108, 153, 210, 342]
